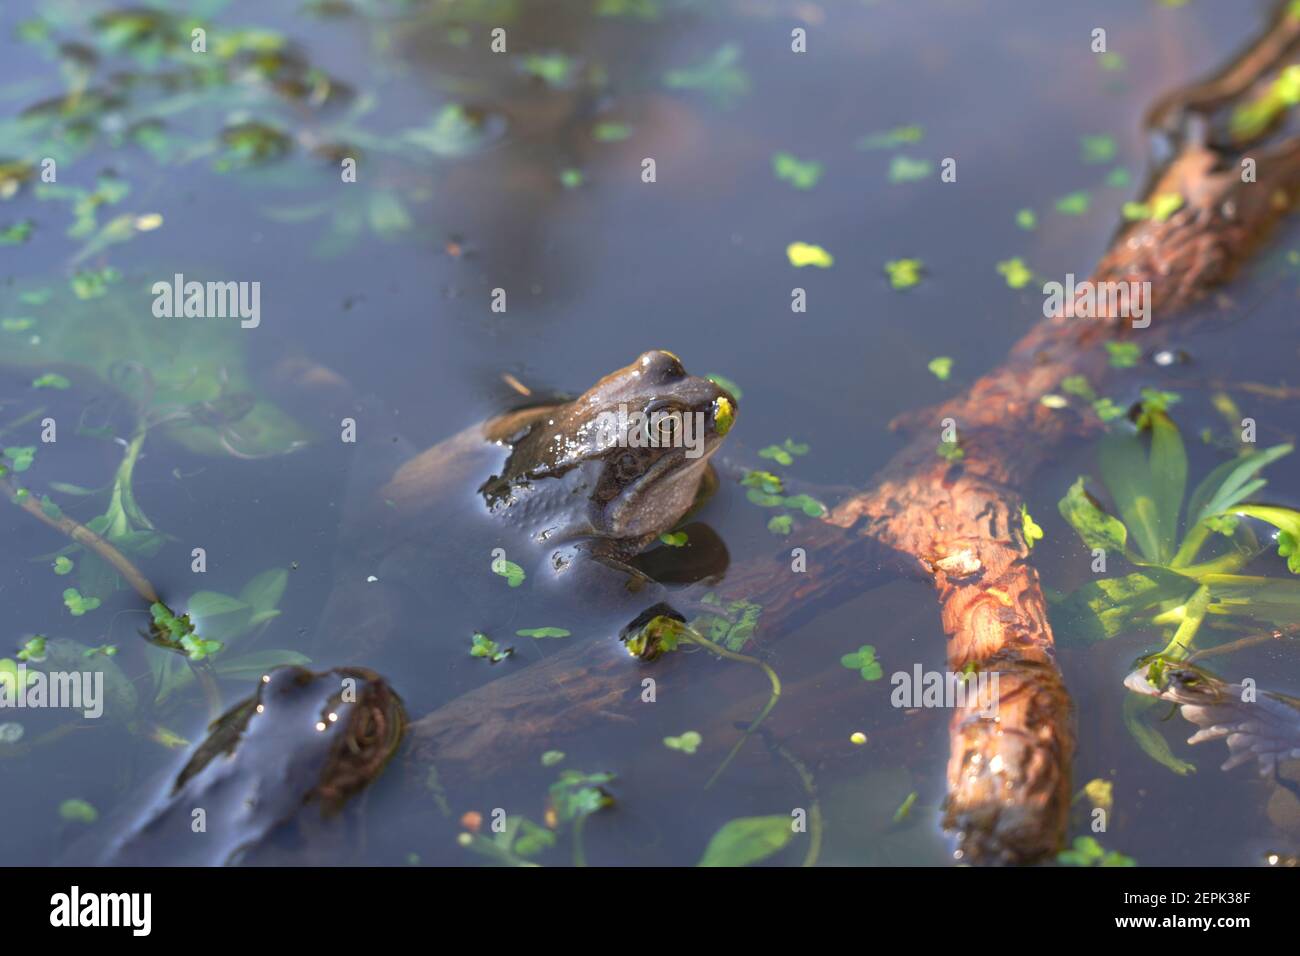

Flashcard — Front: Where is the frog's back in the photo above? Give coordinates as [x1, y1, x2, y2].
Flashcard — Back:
[102, 667, 404, 866]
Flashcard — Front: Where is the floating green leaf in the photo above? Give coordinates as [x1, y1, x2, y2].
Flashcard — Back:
[1055, 191, 1091, 215]
[772, 152, 823, 189]
[59, 799, 99, 824]
[927, 357, 953, 381]
[517, 627, 571, 639]
[997, 257, 1033, 289]
[470, 632, 512, 662]
[855, 125, 923, 150]
[1080, 134, 1117, 164]
[664, 731, 702, 754]
[787, 242, 833, 268]
[884, 258, 923, 290]
[663, 44, 749, 107]
[493, 558, 526, 587]
[888, 156, 932, 183]
[697, 816, 794, 867]
[840, 644, 883, 681]
[62, 588, 101, 617]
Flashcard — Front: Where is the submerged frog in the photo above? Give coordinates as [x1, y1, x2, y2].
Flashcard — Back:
[1124, 660, 1300, 777]
[104, 666, 405, 866]
[313, 350, 737, 662]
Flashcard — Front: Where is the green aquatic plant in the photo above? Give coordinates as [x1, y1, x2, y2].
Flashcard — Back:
[623, 611, 778, 789]
[997, 257, 1033, 289]
[516, 627, 570, 639]
[1080, 133, 1117, 164]
[1051, 398, 1300, 771]
[772, 152, 822, 190]
[927, 356, 954, 381]
[856, 125, 924, 150]
[1020, 505, 1044, 550]
[1057, 835, 1135, 867]
[757, 439, 809, 467]
[492, 557, 526, 587]
[697, 816, 794, 867]
[1055, 191, 1091, 216]
[663, 44, 749, 108]
[470, 632, 512, 662]
[840, 644, 883, 681]
[888, 156, 932, 184]
[62, 588, 100, 617]
[664, 731, 702, 754]
[786, 241, 833, 268]
[1054, 406, 1300, 647]
[58, 798, 99, 825]
[884, 258, 924, 290]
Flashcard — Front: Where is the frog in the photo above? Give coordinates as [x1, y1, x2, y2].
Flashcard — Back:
[102, 666, 405, 866]
[310, 350, 737, 667]
[1123, 659, 1300, 778]
[1125, 658, 1300, 843]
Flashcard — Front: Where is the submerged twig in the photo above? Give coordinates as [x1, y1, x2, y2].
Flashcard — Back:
[5, 477, 159, 604]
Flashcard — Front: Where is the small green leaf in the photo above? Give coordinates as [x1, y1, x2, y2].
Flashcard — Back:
[1055, 191, 1090, 215]
[997, 257, 1033, 289]
[32, 373, 70, 390]
[772, 152, 822, 189]
[855, 125, 923, 150]
[517, 627, 571, 639]
[787, 242, 833, 268]
[1080, 134, 1116, 164]
[767, 514, 793, 535]
[592, 122, 632, 142]
[59, 799, 99, 824]
[888, 155, 933, 183]
[664, 731, 702, 754]
[659, 531, 688, 547]
[1020, 504, 1044, 550]
[53, 556, 74, 576]
[493, 559, 526, 588]
[884, 258, 923, 290]
[697, 816, 794, 867]
[1105, 341, 1140, 368]
[470, 632, 512, 662]
[927, 356, 953, 381]
[840, 644, 883, 681]
[892, 791, 918, 823]
[62, 588, 101, 616]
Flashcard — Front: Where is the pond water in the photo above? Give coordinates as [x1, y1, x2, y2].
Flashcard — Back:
[2, 0, 1299, 867]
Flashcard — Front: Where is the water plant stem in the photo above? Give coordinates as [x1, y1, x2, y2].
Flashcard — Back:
[679, 629, 781, 790]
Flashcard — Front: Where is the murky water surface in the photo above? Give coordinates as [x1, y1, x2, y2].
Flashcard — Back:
[2, 0, 1299, 866]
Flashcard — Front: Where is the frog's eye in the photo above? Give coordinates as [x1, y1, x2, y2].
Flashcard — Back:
[643, 400, 684, 446]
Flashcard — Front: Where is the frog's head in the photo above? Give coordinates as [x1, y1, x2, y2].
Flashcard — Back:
[1123, 659, 1231, 706]
[495, 351, 737, 540]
